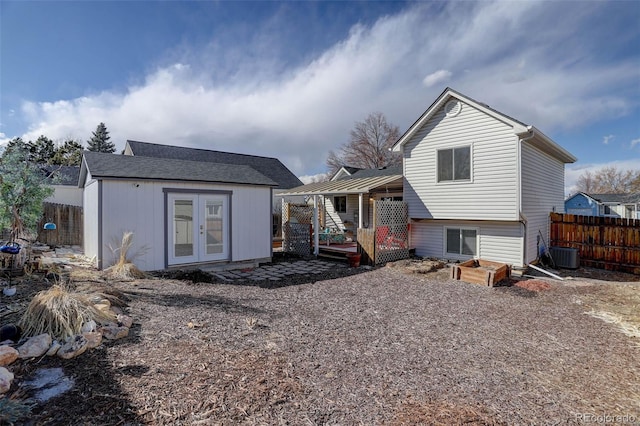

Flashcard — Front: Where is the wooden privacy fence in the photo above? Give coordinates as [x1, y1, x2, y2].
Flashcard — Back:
[549, 212, 640, 273]
[357, 200, 409, 265]
[37, 203, 83, 246]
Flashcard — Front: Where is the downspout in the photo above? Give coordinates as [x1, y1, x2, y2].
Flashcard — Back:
[518, 126, 536, 266]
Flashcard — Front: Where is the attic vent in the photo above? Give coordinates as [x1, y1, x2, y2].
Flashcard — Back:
[444, 100, 462, 117]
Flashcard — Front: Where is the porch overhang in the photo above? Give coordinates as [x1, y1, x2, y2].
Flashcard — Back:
[276, 175, 403, 196]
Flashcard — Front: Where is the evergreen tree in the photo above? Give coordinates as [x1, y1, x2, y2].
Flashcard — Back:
[28, 135, 56, 163]
[87, 122, 115, 153]
[51, 139, 84, 166]
[0, 143, 53, 240]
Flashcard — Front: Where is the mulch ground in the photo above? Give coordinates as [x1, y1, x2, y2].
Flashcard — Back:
[2, 258, 639, 425]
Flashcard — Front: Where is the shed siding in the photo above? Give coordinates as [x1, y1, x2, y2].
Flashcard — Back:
[47, 186, 83, 207]
[411, 220, 523, 266]
[403, 101, 519, 221]
[83, 180, 99, 267]
[521, 142, 566, 264]
[99, 180, 271, 271]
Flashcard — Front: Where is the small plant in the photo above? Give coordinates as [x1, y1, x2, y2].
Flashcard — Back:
[245, 317, 258, 329]
[0, 397, 33, 424]
[105, 232, 146, 280]
[18, 285, 115, 341]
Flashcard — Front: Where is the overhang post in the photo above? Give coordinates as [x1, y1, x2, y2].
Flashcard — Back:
[358, 193, 364, 228]
[313, 195, 319, 256]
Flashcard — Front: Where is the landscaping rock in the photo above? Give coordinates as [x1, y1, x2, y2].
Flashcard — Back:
[58, 335, 88, 359]
[46, 341, 61, 356]
[0, 345, 19, 366]
[99, 324, 129, 340]
[0, 366, 13, 393]
[18, 333, 52, 358]
[82, 332, 102, 349]
[81, 320, 97, 333]
[116, 314, 133, 328]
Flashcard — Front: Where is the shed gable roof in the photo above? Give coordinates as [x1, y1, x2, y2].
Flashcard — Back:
[126, 140, 302, 189]
[392, 87, 576, 163]
[42, 165, 80, 186]
[80, 152, 276, 187]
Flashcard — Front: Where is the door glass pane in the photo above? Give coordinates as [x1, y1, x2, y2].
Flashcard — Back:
[174, 200, 193, 257]
[461, 229, 477, 255]
[205, 199, 224, 254]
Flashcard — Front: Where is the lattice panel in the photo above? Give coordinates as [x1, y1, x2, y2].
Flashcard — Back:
[282, 202, 314, 256]
[375, 200, 409, 264]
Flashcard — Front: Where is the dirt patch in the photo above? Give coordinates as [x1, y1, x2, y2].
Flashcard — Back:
[515, 279, 552, 292]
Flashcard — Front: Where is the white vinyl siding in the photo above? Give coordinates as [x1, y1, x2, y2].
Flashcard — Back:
[520, 142, 566, 264]
[403, 100, 519, 221]
[83, 180, 99, 267]
[98, 179, 271, 271]
[411, 220, 524, 266]
[46, 185, 83, 207]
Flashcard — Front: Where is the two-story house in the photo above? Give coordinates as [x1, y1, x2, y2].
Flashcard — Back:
[392, 88, 577, 267]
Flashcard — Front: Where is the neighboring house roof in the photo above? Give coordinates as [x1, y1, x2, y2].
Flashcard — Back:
[42, 165, 81, 186]
[79, 152, 277, 187]
[392, 87, 577, 164]
[341, 165, 402, 180]
[330, 166, 363, 181]
[278, 174, 402, 196]
[125, 140, 302, 189]
[586, 193, 640, 204]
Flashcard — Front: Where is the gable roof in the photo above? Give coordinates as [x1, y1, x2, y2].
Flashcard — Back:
[42, 165, 80, 186]
[341, 165, 402, 180]
[392, 87, 576, 164]
[79, 152, 276, 187]
[330, 166, 363, 181]
[125, 140, 302, 189]
[587, 193, 640, 204]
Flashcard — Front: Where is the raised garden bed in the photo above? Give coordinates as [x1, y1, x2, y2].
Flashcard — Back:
[450, 259, 510, 287]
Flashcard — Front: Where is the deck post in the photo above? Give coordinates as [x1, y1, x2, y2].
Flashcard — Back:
[358, 193, 364, 229]
[313, 195, 319, 256]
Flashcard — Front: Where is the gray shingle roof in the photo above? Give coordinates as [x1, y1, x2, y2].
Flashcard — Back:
[587, 193, 640, 204]
[341, 166, 403, 180]
[126, 140, 302, 189]
[42, 165, 80, 186]
[82, 152, 277, 186]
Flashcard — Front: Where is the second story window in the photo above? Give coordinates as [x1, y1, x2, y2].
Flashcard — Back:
[437, 146, 471, 182]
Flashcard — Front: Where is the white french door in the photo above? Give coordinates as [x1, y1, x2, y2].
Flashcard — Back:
[168, 193, 229, 265]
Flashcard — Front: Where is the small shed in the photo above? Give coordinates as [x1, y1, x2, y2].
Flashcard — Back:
[80, 152, 276, 271]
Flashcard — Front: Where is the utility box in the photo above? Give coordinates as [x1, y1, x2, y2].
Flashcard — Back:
[550, 247, 580, 269]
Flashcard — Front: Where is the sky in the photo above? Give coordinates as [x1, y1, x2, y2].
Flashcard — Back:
[1, 1, 639, 193]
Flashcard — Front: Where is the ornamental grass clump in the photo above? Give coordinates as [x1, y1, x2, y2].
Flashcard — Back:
[18, 285, 115, 341]
[105, 231, 146, 281]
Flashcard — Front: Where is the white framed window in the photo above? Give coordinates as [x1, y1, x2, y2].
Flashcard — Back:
[437, 145, 471, 182]
[445, 227, 477, 257]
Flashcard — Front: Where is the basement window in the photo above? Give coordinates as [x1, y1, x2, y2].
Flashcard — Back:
[446, 227, 477, 256]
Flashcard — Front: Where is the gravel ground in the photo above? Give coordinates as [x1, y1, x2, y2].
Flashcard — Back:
[9, 260, 640, 425]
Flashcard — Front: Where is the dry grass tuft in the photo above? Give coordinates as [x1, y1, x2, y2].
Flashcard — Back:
[391, 396, 499, 425]
[105, 232, 147, 281]
[18, 285, 115, 341]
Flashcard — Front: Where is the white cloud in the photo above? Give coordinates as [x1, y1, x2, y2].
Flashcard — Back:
[631, 138, 640, 149]
[299, 173, 329, 184]
[9, 2, 639, 176]
[603, 135, 614, 145]
[422, 70, 452, 88]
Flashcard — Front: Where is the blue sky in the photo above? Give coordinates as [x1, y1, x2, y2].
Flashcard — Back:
[1, 1, 639, 192]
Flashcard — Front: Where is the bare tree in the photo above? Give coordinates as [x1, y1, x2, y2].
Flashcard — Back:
[575, 166, 640, 193]
[326, 112, 401, 175]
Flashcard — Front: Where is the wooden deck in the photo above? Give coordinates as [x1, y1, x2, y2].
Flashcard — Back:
[317, 242, 357, 260]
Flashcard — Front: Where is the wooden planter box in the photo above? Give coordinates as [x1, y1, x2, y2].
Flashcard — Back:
[450, 259, 510, 287]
